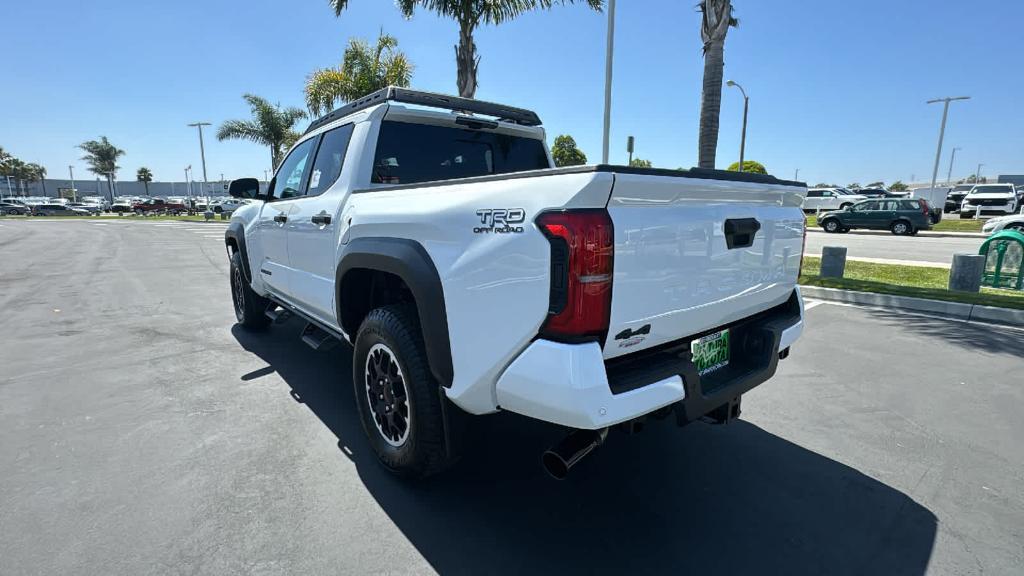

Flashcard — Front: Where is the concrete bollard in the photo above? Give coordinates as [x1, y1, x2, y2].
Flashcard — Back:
[948, 253, 985, 292]
[820, 246, 848, 278]
[975, 205, 982, 219]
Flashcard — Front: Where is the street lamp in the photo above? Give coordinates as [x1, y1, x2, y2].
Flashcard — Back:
[187, 121, 211, 196]
[794, 168, 800, 181]
[600, 0, 617, 164]
[976, 163, 984, 184]
[725, 80, 749, 172]
[68, 165, 76, 201]
[946, 147, 961, 185]
[926, 96, 970, 190]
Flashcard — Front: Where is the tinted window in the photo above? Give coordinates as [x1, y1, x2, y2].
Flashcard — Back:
[270, 138, 317, 200]
[306, 124, 355, 197]
[807, 190, 822, 198]
[853, 201, 877, 211]
[903, 200, 921, 210]
[371, 121, 550, 185]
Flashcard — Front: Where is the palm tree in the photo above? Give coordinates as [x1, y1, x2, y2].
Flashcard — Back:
[328, 0, 603, 98]
[696, 0, 738, 169]
[305, 32, 413, 117]
[137, 167, 154, 195]
[217, 94, 307, 169]
[79, 136, 126, 200]
[25, 163, 46, 196]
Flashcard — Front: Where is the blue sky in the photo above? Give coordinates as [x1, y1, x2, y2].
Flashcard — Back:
[3, 0, 1022, 187]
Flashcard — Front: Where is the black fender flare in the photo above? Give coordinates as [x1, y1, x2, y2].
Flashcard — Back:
[337, 237, 454, 388]
[224, 221, 252, 283]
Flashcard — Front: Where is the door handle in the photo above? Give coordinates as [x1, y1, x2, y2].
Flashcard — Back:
[311, 213, 332, 225]
[273, 214, 288, 223]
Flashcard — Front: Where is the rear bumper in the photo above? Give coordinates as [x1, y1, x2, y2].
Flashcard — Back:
[495, 289, 804, 430]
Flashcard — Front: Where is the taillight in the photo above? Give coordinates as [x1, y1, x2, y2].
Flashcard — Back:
[536, 209, 614, 343]
[920, 200, 930, 216]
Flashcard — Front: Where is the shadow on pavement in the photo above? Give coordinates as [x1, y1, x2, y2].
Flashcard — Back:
[861, 306, 1024, 358]
[233, 321, 937, 576]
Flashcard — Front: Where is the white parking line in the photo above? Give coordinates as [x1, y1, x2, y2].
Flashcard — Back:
[804, 299, 825, 311]
[808, 299, 1024, 332]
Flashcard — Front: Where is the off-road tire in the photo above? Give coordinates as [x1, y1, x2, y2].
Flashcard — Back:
[229, 251, 270, 330]
[353, 304, 456, 478]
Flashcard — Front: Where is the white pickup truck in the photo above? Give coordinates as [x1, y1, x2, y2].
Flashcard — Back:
[224, 87, 807, 479]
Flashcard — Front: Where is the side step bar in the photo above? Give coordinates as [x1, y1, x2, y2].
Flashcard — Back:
[265, 307, 293, 324]
[301, 322, 338, 351]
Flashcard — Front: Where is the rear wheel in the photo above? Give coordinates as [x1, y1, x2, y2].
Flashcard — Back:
[822, 218, 842, 233]
[353, 305, 456, 478]
[229, 251, 270, 330]
[891, 220, 912, 235]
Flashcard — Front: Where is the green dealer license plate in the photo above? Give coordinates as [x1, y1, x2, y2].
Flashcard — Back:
[691, 329, 730, 376]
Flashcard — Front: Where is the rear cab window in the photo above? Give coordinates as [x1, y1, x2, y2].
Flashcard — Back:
[370, 120, 550, 185]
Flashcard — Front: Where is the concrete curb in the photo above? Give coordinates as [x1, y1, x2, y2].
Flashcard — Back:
[799, 285, 1024, 328]
[806, 228, 986, 239]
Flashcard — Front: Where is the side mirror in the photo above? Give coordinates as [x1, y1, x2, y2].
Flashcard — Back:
[227, 177, 261, 199]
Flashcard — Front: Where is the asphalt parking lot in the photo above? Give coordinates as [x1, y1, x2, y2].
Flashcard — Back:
[805, 231, 981, 265]
[1, 219, 1022, 575]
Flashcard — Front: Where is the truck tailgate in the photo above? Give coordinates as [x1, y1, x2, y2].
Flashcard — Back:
[603, 172, 805, 359]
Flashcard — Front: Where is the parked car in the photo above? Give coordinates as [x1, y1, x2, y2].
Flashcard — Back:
[981, 213, 1024, 235]
[0, 200, 28, 215]
[133, 198, 188, 215]
[819, 198, 933, 235]
[210, 198, 250, 214]
[67, 202, 102, 215]
[857, 188, 905, 198]
[945, 184, 974, 212]
[803, 188, 867, 212]
[109, 200, 133, 213]
[32, 204, 91, 216]
[223, 86, 806, 479]
[960, 184, 1019, 217]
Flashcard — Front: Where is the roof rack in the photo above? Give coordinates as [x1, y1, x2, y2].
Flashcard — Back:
[303, 86, 543, 134]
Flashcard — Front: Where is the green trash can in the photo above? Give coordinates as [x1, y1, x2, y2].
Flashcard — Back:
[979, 229, 1024, 290]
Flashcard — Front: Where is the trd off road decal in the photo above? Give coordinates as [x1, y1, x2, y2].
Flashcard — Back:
[474, 208, 525, 234]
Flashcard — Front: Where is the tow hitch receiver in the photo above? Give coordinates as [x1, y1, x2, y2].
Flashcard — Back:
[704, 395, 742, 425]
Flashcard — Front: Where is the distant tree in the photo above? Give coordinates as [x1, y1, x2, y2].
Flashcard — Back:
[136, 167, 154, 195]
[959, 174, 987, 184]
[725, 160, 766, 174]
[304, 32, 413, 117]
[551, 135, 587, 167]
[0, 146, 11, 168]
[629, 158, 653, 168]
[813, 182, 838, 188]
[328, 0, 603, 99]
[79, 136, 126, 199]
[217, 94, 307, 169]
[847, 182, 861, 188]
[697, 0, 738, 169]
[25, 163, 46, 195]
[866, 181, 885, 188]
[889, 180, 908, 192]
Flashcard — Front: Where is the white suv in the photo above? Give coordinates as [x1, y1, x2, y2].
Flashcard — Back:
[802, 188, 867, 212]
[961, 184, 1019, 217]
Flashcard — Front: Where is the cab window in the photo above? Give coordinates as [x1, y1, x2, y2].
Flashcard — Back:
[305, 124, 355, 197]
[268, 138, 317, 200]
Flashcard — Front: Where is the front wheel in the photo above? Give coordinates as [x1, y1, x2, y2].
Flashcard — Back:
[353, 305, 457, 478]
[839, 203, 853, 210]
[822, 218, 842, 233]
[229, 251, 270, 330]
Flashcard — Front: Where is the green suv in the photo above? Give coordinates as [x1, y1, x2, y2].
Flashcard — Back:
[819, 198, 933, 235]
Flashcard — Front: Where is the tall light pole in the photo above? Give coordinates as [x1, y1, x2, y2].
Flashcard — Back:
[187, 121, 211, 196]
[926, 96, 970, 191]
[794, 168, 800, 181]
[725, 80, 748, 172]
[976, 163, 984, 184]
[185, 165, 193, 207]
[68, 166, 76, 201]
[600, 0, 616, 164]
[946, 147, 961, 185]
